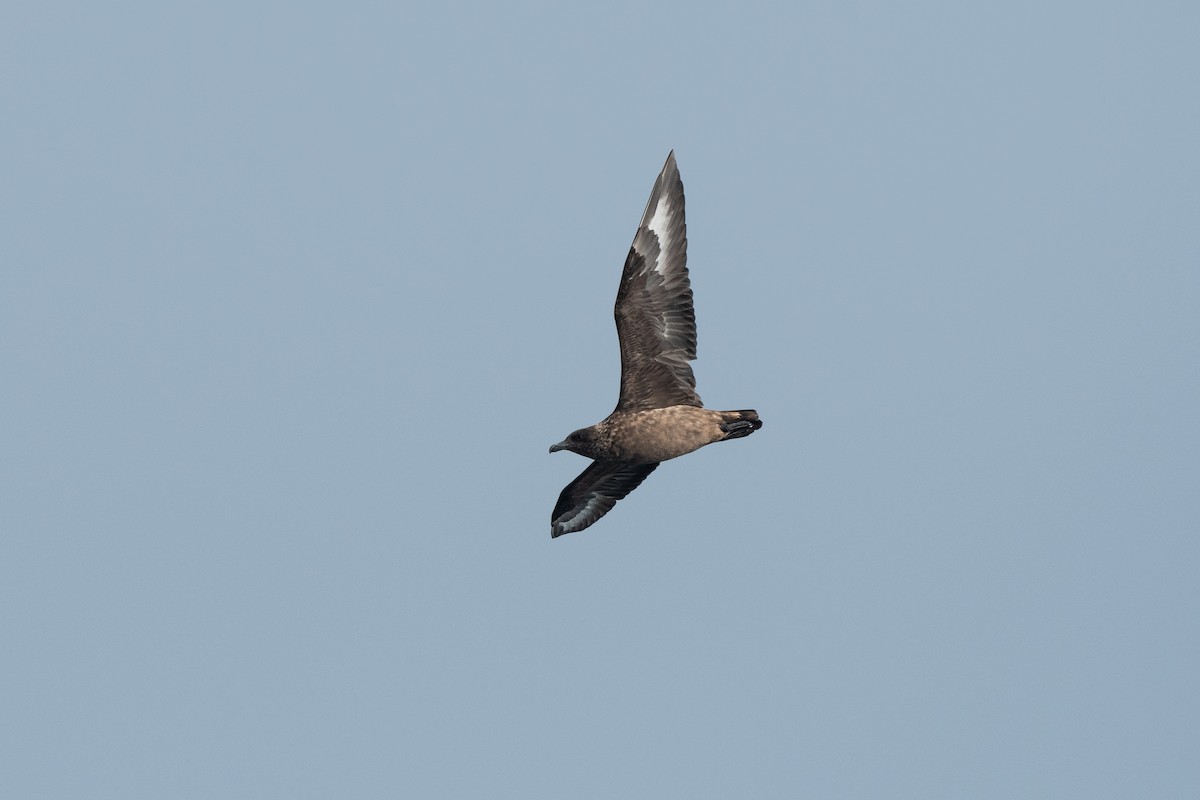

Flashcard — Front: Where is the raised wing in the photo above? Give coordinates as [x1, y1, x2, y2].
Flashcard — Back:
[614, 152, 701, 412]
[551, 460, 660, 537]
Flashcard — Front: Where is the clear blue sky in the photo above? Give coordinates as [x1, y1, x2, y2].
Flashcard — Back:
[3, 2, 1197, 797]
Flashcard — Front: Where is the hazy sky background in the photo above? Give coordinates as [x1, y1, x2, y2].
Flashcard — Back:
[3, 2, 1197, 797]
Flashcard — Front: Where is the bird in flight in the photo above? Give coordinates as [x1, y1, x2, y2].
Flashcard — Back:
[549, 152, 762, 537]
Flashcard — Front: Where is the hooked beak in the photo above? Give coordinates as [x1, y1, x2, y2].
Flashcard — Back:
[549, 440, 568, 454]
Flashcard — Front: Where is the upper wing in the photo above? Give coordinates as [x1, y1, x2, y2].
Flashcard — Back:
[551, 460, 660, 538]
[614, 152, 702, 412]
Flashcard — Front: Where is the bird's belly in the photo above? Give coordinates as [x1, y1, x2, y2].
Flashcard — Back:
[608, 407, 724, 463]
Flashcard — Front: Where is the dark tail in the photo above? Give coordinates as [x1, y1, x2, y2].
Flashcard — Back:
[717, 409, 763, 441]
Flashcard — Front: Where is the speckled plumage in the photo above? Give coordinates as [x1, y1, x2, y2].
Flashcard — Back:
[549, 152, 762, 538]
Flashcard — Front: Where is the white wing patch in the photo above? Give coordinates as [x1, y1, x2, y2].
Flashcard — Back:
[646, 197, 672, 274]
[561, 496, 605, 531]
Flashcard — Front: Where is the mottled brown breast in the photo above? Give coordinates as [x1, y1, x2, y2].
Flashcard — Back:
[600, 406, 726, 464]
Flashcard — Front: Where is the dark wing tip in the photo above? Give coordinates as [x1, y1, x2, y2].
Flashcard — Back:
[660, 151, 679, 183]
